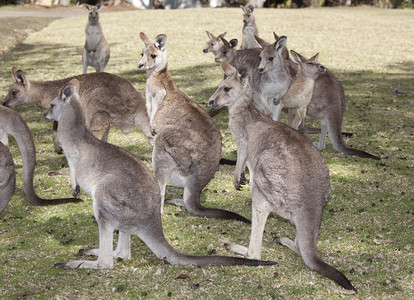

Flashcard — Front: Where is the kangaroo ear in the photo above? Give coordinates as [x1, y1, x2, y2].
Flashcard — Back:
[155, 34, 167, 52]
[206, 31, 213, 39]
[275, 36, 287, 54]
[229, 39, 238, 49]
[84, 4, 91, 11]
[240, 5, 246, 12]
[248, 5, 254, 13]
[61, 79, 79, 103]
[290, 50, 302, 64]
[218, 32, 227, 39]
[140, 32, 152, 46]
[96, 3, 102, 11]
[255, 35, 270, 48]
[12, 67, 27, 86]
[309, 53, 320, 63]
[221, 61, 237, 78]
[273, 32, 280, 41]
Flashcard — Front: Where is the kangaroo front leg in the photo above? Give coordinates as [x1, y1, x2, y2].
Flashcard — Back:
[234, 142, 248, 190]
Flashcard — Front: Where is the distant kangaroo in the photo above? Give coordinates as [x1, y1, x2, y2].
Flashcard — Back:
[209, 62, 356, 292]
[279, 50, 326, 130]
[3, 67, 152, 154]
[240, 5, 260, 50]
[138, 32, 249, 223]
[45, 79, 276, 269]
[82, 4, 110, 74]
[0, 105, 81, 213]
[203, 31, 227, 55]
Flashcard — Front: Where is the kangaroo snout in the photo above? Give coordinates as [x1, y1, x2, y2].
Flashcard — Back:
[138, 63, 144, 70]
[208, 99, 215, 107]
[203, 49, 208, 53]
[319, 65, 326, 72]
[258, 67, 264, 74]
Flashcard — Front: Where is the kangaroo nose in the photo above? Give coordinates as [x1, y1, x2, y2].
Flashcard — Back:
[319, 65, 326, 72]
[208, 99, 215, 107]
[258, 68, 264, 74]
[203, 49, 208, 53]
[138, 63, 144, 69]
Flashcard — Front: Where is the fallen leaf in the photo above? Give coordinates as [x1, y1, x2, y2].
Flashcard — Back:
[175, 274, 191, 280]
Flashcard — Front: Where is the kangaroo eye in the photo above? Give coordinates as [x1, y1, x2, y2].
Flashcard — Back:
[224, 87, 231, 93]
[211, 43, 214, 46]
[223, 51, 228, 55]
[12, 90, 18, 96]
[269, 57, 274, 62]
[150, 54, 157, 59]
[140, 53, 143, 57]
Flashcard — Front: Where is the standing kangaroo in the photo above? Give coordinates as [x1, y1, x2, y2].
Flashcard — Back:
[44, 79, 275, 269]
[138, 32, 249, 223]
[82, 4, 110, 74]
[257, 35, 379, 159]
[215, 35, 291, 119]
[3, 67, 152, 154]
[208, 62, 356, 292]
[203, 31, 227, 55]
[0, 105, 81, 212]
[280, 50, 326, 130]
[240, 5, 260, 50]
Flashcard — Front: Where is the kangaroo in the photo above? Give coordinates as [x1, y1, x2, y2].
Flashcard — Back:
[138, 32, 249, 223]
[240, 5, 260, 50]
[82, 4, 110, 74]
[3, 67, 152, 154]
[203, 31, 227, 55]
[279, 50, 326, 130]
[45, 79, 276, 269]
[208, 61, 356, 292]
[215, 35, 291, 120]
[0, 142, 15, 213]
[254, 34, 380, 159]
[0, 105, 81, 212]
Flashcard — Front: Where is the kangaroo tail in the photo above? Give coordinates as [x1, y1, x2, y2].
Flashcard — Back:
[327, 117, 379, 160]
[139, 227, 275, 267]
[296, 219, 356, 292]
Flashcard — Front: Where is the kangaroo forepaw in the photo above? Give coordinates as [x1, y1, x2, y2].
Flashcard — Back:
[72, 185, 81, 198]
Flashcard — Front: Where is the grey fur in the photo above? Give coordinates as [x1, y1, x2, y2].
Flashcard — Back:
[240, 5, 260, 50]
[0, 105, 81, 212]
[138, 32, 250, 223]
[208, 62, 356, 292]
[44, 79, 276, 269]
[3, 67, 152, 154]
[82, 4, 110, 74]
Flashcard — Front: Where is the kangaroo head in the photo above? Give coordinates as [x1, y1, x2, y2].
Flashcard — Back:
[44, 79, 80, 122]
[138, 32, 167, 72]
[241, 5, 255, 25]
[203, 31, 226, 55]
[85, 4, 101, 25]
[291, 50, 326, 79]
[3, 67, 31, 108]
[214, 37, 238, 63]
[209, 61, 249, 109]
[258, 35, 287, 74]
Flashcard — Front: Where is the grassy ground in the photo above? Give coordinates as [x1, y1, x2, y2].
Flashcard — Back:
[0, 6, 413, 299]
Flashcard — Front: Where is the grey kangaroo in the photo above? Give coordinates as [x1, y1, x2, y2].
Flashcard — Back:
[279, 50, 326, 130]
[215, 35, 291, 119]
[203, 31, 227, 55]
[82, 4, 110, 73]
[240, 5, 260, 50]
[0, 105, 81, 212]
[44, 79, 276, 269]
[208, 61, 356, 292]
[138, 32, 249, 223]
[3, 67, 152, 154]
